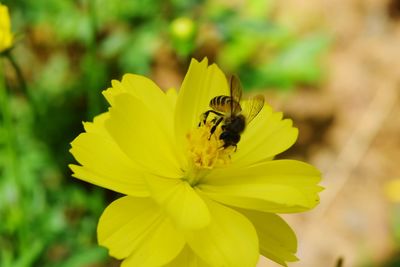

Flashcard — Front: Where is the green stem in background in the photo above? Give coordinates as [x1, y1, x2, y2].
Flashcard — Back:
[4, 51, 27, 96]
[3, 50, 39, 117]
[0, 58, 18, 182]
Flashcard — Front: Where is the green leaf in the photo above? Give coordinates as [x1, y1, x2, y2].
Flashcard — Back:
[257, 34, 331, 88]
[56, 247, 108, 267]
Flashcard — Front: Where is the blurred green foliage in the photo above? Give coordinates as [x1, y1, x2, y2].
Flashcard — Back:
[0, 0, 330, 266]
[382, 206, 400, 267]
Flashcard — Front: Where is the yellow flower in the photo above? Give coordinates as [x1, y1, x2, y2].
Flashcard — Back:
[170, 17, 195, 40]
[0, 3, 13, 53]
[70, 58, 322, 267]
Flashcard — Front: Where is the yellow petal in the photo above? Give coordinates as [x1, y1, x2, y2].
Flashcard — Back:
[199, 160, 322, 213]
[82, 112, 109, 135]
[185, 197, 259, 267]
[233, 104, 298, 166]
[166, 88, 178, 110]
[0, 4, 13, 52]
[103, 74, 173, 125]
[238, 209, 298, 266]
[104, 74, 173, 136]
[145, 176, 210, 229]
[174, 58, 229, 163]
[164, 246, 211, 267]
[69, 115, 148, 196]
[105, 93, 183, 179]
[103, 75, 187, 172]
[98, 196, 185, 266]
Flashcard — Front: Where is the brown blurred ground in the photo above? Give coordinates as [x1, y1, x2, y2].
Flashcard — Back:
[257, 0, 400, 266]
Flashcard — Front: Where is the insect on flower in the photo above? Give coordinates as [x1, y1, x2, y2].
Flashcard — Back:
[201, 75, 264, 150]
[69, 58, 323, 267]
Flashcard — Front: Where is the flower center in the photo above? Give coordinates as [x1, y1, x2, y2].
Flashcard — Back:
[187, 121, 235, 169]
[184, 120, 235, 185]
[182, 114, 236, 187]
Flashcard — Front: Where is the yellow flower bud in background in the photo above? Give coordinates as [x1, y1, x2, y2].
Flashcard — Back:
[170, 17, 195, 40]
[0, 3, 13, 53]
[170, 17, 196, 57]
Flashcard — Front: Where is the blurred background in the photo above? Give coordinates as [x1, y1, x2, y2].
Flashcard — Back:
[0, 0, 399, 266]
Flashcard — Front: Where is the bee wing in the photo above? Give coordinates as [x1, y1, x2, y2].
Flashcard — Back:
[229, 75, 243, 113]
[241, 94, 265, 125]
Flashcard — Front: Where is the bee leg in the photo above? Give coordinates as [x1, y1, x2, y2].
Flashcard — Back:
[199, 112, 208, 126]
[209, 117, 223, 140]
[201, 110, 212, 125]
[200, 110, 223, 127]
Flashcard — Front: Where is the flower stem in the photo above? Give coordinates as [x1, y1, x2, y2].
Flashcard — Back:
[5, 50, 27, 96]
[0, 59, 18, 181]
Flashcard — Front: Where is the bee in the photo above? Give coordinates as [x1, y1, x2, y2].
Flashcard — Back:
[201, 75, 265, 149]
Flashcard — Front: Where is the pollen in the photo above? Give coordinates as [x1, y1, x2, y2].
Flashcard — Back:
[186, 121, 235, 169]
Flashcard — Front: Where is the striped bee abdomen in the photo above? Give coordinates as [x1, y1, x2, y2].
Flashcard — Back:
[209, 95, 242, 114]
